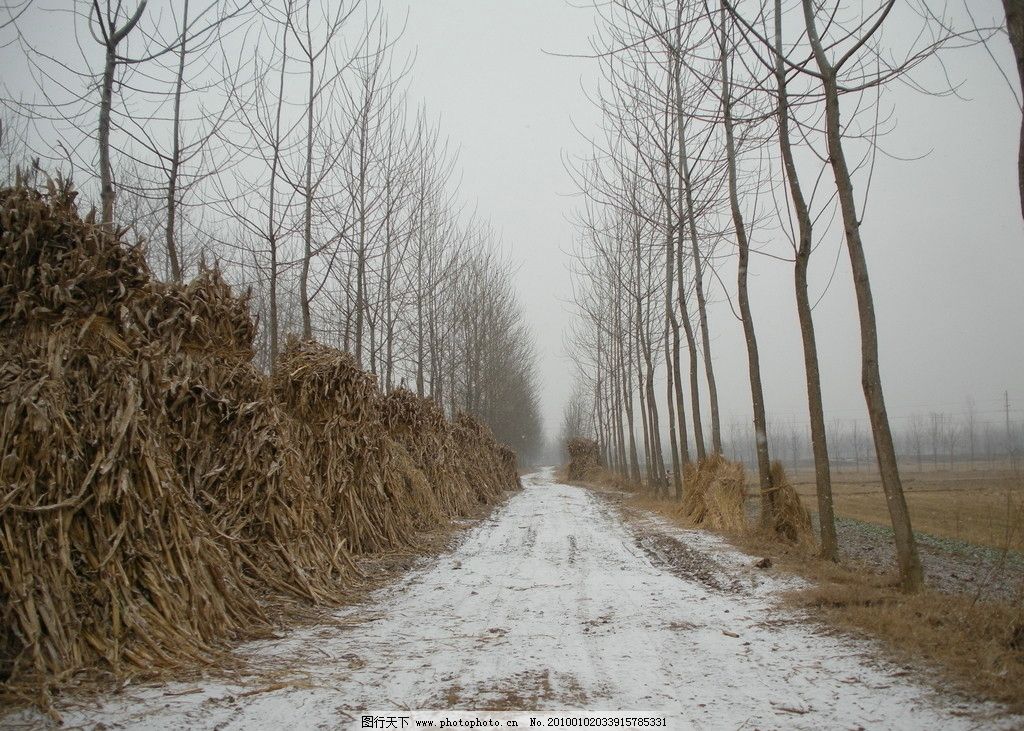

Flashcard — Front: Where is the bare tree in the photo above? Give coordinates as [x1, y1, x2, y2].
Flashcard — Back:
[1003, 0, 1024, 218]
[716, 2, 776, 526]
[799, 0, 924, 590]
[769, 0, 837, 558]
[289, 0, 361, 338]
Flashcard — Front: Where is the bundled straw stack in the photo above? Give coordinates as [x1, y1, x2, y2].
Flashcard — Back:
[565, 437, 601, 480]
[149, 273, 352, 604]
[767, 461, 813, 544]
[0, 180, 519, 698]
[452, 412, 521, 500]
[273, 338, 439, 554]
[682, 455, 748, 533]
[382, 388, 475, 517]
[0, 182, 266, 690]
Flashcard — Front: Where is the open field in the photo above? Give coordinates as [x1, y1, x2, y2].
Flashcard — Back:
[790, 464, 1024, 552]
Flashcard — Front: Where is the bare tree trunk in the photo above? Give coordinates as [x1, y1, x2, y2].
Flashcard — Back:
[1004, 0, 1024, 220]
[664, 327, 682, 496]
[719, 2, 774, 525]
[96, 2, 150, 231]
[671, 103, 706, 460]
[616, 391, 628, 476]
[354, 97, 369, 365]
[596, 330, 608, 461]
[670, 18, 722, 454]
[801, 0, 923, 591]
[642, 333, 666, 492]
[620, 327, 642, 484]
[266, 14, 289, 364]
[99, 49, 116, 232]
[300, 48, 315, 338]
[684, 152, 722, 455]
[667, 67, 700, 460]
[669, 307, 690, 466]
[774, 0, 836, 559]
[676, 123, 721, 455]
[676, 235, 706, 461]
[416, 261, 425, 395]
[384, 239, 394, 389]
[612, 343, 629, 477]
[634, 327, 653, 488]
[164, 0, 188, 283]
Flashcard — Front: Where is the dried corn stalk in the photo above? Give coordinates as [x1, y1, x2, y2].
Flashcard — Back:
[0, 181, 520, 702]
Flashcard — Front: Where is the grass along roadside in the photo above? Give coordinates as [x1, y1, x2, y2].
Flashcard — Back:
[568, 467, 1024, 714]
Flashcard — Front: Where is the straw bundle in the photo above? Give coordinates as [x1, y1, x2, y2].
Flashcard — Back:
[767, 461, 813, 544]
[0, 184, 267, 688]
[382, 388, 476, 517]
[452, 412, 517, 502]
[682, 455, 747, 532]
[498, 445, 519, 482]
[151, 272, 353, 603]
[0, 181, 521, 698]
[0, 183, 148, 332]
[272, 338, 427, 554]
[565, 437, 601, 480]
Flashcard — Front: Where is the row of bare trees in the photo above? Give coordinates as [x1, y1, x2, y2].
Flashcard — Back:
[719, 409, 1024, 473]
[562, 0, 1003, 591]
[1, 0, 544, 459]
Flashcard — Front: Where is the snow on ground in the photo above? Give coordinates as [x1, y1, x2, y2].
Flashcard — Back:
[5, 468, 1018, 730]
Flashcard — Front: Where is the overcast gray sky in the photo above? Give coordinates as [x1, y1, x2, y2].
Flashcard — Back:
[390, 0, 1024, 438]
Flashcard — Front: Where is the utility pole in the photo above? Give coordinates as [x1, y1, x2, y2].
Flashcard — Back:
[1007, 391, 1014, 458]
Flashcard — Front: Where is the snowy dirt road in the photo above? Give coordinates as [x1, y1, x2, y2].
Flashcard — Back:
[8, 469, 1018, 729]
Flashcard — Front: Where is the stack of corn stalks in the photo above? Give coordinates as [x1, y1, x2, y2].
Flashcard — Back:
[565, 437, 601, 480]
[766, 462, 813, 544]
[0, 180, 521, 703]
[0, 182, 267, 695]
[452, 412, 517, 502]
[273, 338, 438, 555]
[150, 271, 354, 603]
[682, 455, 748, 533]
[382, 389, 476, 518]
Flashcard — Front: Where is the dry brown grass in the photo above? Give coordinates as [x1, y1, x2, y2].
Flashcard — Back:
[770, 546, 1024, 712]
[790, 465, 1024, 552]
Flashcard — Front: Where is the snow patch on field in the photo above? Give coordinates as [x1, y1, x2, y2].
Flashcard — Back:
[5, 468, 1018, 730]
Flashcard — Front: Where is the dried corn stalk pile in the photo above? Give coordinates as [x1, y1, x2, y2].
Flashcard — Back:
[0, 183, 266, 691]
[767, 462, 813, 544]
[682, 455, 747, 533]
[565, 437, 601, 480]
[273, 338, 438, 554]
[147, 273, 352, 603]
[0, 182, 519, 696]
[382, 389, 476, 517]
[452, 412, 520, 501]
